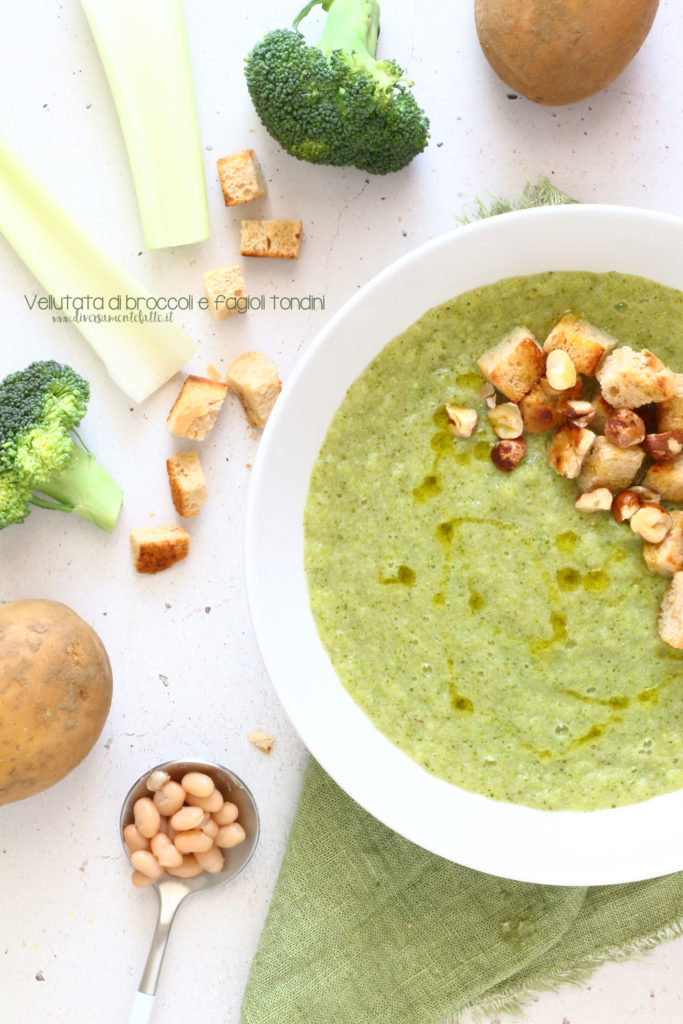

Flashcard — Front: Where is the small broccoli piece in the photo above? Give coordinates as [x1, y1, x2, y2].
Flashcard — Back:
[0, 360, 123, 532]
[244, 0, 429, 175]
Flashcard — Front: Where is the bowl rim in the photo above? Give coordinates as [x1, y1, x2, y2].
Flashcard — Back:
[245, 203, 683, 885]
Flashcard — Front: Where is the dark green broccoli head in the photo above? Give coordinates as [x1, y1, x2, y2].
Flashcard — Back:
[0, 360, 89, 486]
[244, 0, 429, 175]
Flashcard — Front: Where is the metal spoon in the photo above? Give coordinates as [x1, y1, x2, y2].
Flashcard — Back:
[120, 758, 260, 1024]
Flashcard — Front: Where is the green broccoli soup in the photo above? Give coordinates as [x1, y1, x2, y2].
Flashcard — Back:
[303, 271, 683, 811]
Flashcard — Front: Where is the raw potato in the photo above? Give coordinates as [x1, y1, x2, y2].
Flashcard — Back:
[474, 0, 659, 106]
[0, 599, 112, 806]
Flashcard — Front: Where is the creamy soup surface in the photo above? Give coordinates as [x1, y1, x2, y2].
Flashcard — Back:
[304, 271, 683, 811]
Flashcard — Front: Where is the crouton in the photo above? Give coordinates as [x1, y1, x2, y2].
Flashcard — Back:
[226, 352, 281, 429]
[588, 395, 615, 435]
[596, 346, 676, 408]
[216, 150, 267, 206]
[658, 571, 683, 648]
[642, 453, 683, 502]
[643, 511, 683, 577]
[130, 524, 190, 574]
[656, 394, 683, 433]
[166, 451, 207, 518]
[519, 376, 582, 433]
[477, 326, 545, 403]
[203, 264, 248, 320]
[543, 314, 616, 376]
[576, 435, 645, 493]
[167, 376, 228, 441]
[547, 424, 595, 479]
[240, 219, 302, 259]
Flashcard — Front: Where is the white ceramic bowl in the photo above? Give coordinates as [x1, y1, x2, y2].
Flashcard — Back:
[245, 204, 683, 885]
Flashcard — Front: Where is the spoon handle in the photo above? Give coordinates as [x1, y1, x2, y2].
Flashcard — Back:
[128, 882, 187, 1023]
[128, 991, 156, 1024]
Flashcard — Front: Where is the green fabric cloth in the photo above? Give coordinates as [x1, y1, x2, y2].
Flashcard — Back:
[241, 759, 683, 1023]
[240, 180, 683, 1022]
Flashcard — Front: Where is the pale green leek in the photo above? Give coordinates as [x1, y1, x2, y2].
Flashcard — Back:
[0, 134, 196, 402]
[81, 0, 210, 249]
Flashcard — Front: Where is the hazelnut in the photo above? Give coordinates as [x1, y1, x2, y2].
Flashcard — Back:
[575, 488, 613, 512]
[445, 404, 478, 438]
[630, 504, 673, 544]
[604, 409, 646, 448]
[491, 437, 527, 471]
[561, 399, 596, 427]
[612, 489, 642, 523]
[630, 484, 661, 503]
[546, 349, 578, 391]
[478, 382, 497, 408]
[487, 402, 524, 439]
[643, 430, 683, 461]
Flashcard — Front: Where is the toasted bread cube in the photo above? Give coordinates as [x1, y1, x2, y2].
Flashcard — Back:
[596, 346, 676, 409]
[543, 315, 616, 376]
[658, 571, 683, 648]
[519, 376, 582, 433]
[166, 450, 207, 518]
[226, 352, 281, 429]
[130, 524, 190, 574]
[203, 264, 248, 320]
[167, 375, 228, 440]
[216, 150, 267, 206]
[477, 326, 545, 403]
[657, 394, 683, 433]
[240, 219, 302, 259]
[589, 394, 616, 434]
[576, 435, 645, 493]
[547, 424, 596, 479]
[643, 511, 683, 577]
[642, 453, 683, 502]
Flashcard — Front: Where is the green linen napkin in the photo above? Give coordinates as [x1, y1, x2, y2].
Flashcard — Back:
[241, 760, 683, 1024]
[240, 179, 683, 1023]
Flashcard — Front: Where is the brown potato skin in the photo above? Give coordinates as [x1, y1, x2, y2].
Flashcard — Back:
[0, 599, 112, 806]
[475, 0, 659, 105]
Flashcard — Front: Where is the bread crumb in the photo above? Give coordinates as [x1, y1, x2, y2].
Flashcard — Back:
[166, 451, 207, 518]
[226, 351, 281, 429]
[240, 219, 302, 259]
[167, 375, 228, 440]
[247, 731, 275, 754]
[217, 149, 267, 206]
[130, 524, 190, 574]
[203, 264, 248, 320]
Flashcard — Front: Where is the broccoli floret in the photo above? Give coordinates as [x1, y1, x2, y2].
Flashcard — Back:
[0, 360, 123, 532]
[244, 0, 429, 175]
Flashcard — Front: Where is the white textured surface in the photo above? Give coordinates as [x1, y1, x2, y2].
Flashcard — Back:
[1, 2, 682, 1022]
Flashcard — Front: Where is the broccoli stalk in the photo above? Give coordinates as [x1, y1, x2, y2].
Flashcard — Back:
[0, 361, 123, 532]
[245, 0, 429, 175]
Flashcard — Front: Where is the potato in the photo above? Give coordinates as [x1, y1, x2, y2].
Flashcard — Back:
[475, 0, 659, 106]
[0, 599, 112, 806]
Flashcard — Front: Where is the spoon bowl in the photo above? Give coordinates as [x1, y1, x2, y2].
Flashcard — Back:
[120, 759, 260, 1023]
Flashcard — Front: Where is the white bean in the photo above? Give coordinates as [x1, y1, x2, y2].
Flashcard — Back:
[215, 822, 246, 849]
[130, 850, 164, 879]
[181, 772, 215, 798]
[134, 798, 161, 839]
[170, 805, 205, 832]
[194, 846, 225, 874]
[153, 781, 186, 817]
[213, 801, 239, 826]
[123, 823, 149, 854]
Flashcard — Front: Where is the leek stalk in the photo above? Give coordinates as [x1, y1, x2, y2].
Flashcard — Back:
[0, 134, 196, 403]
[80, 0, 210, 249]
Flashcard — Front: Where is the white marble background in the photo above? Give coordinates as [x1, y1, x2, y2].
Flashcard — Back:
[1, 1, 682, 1021]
